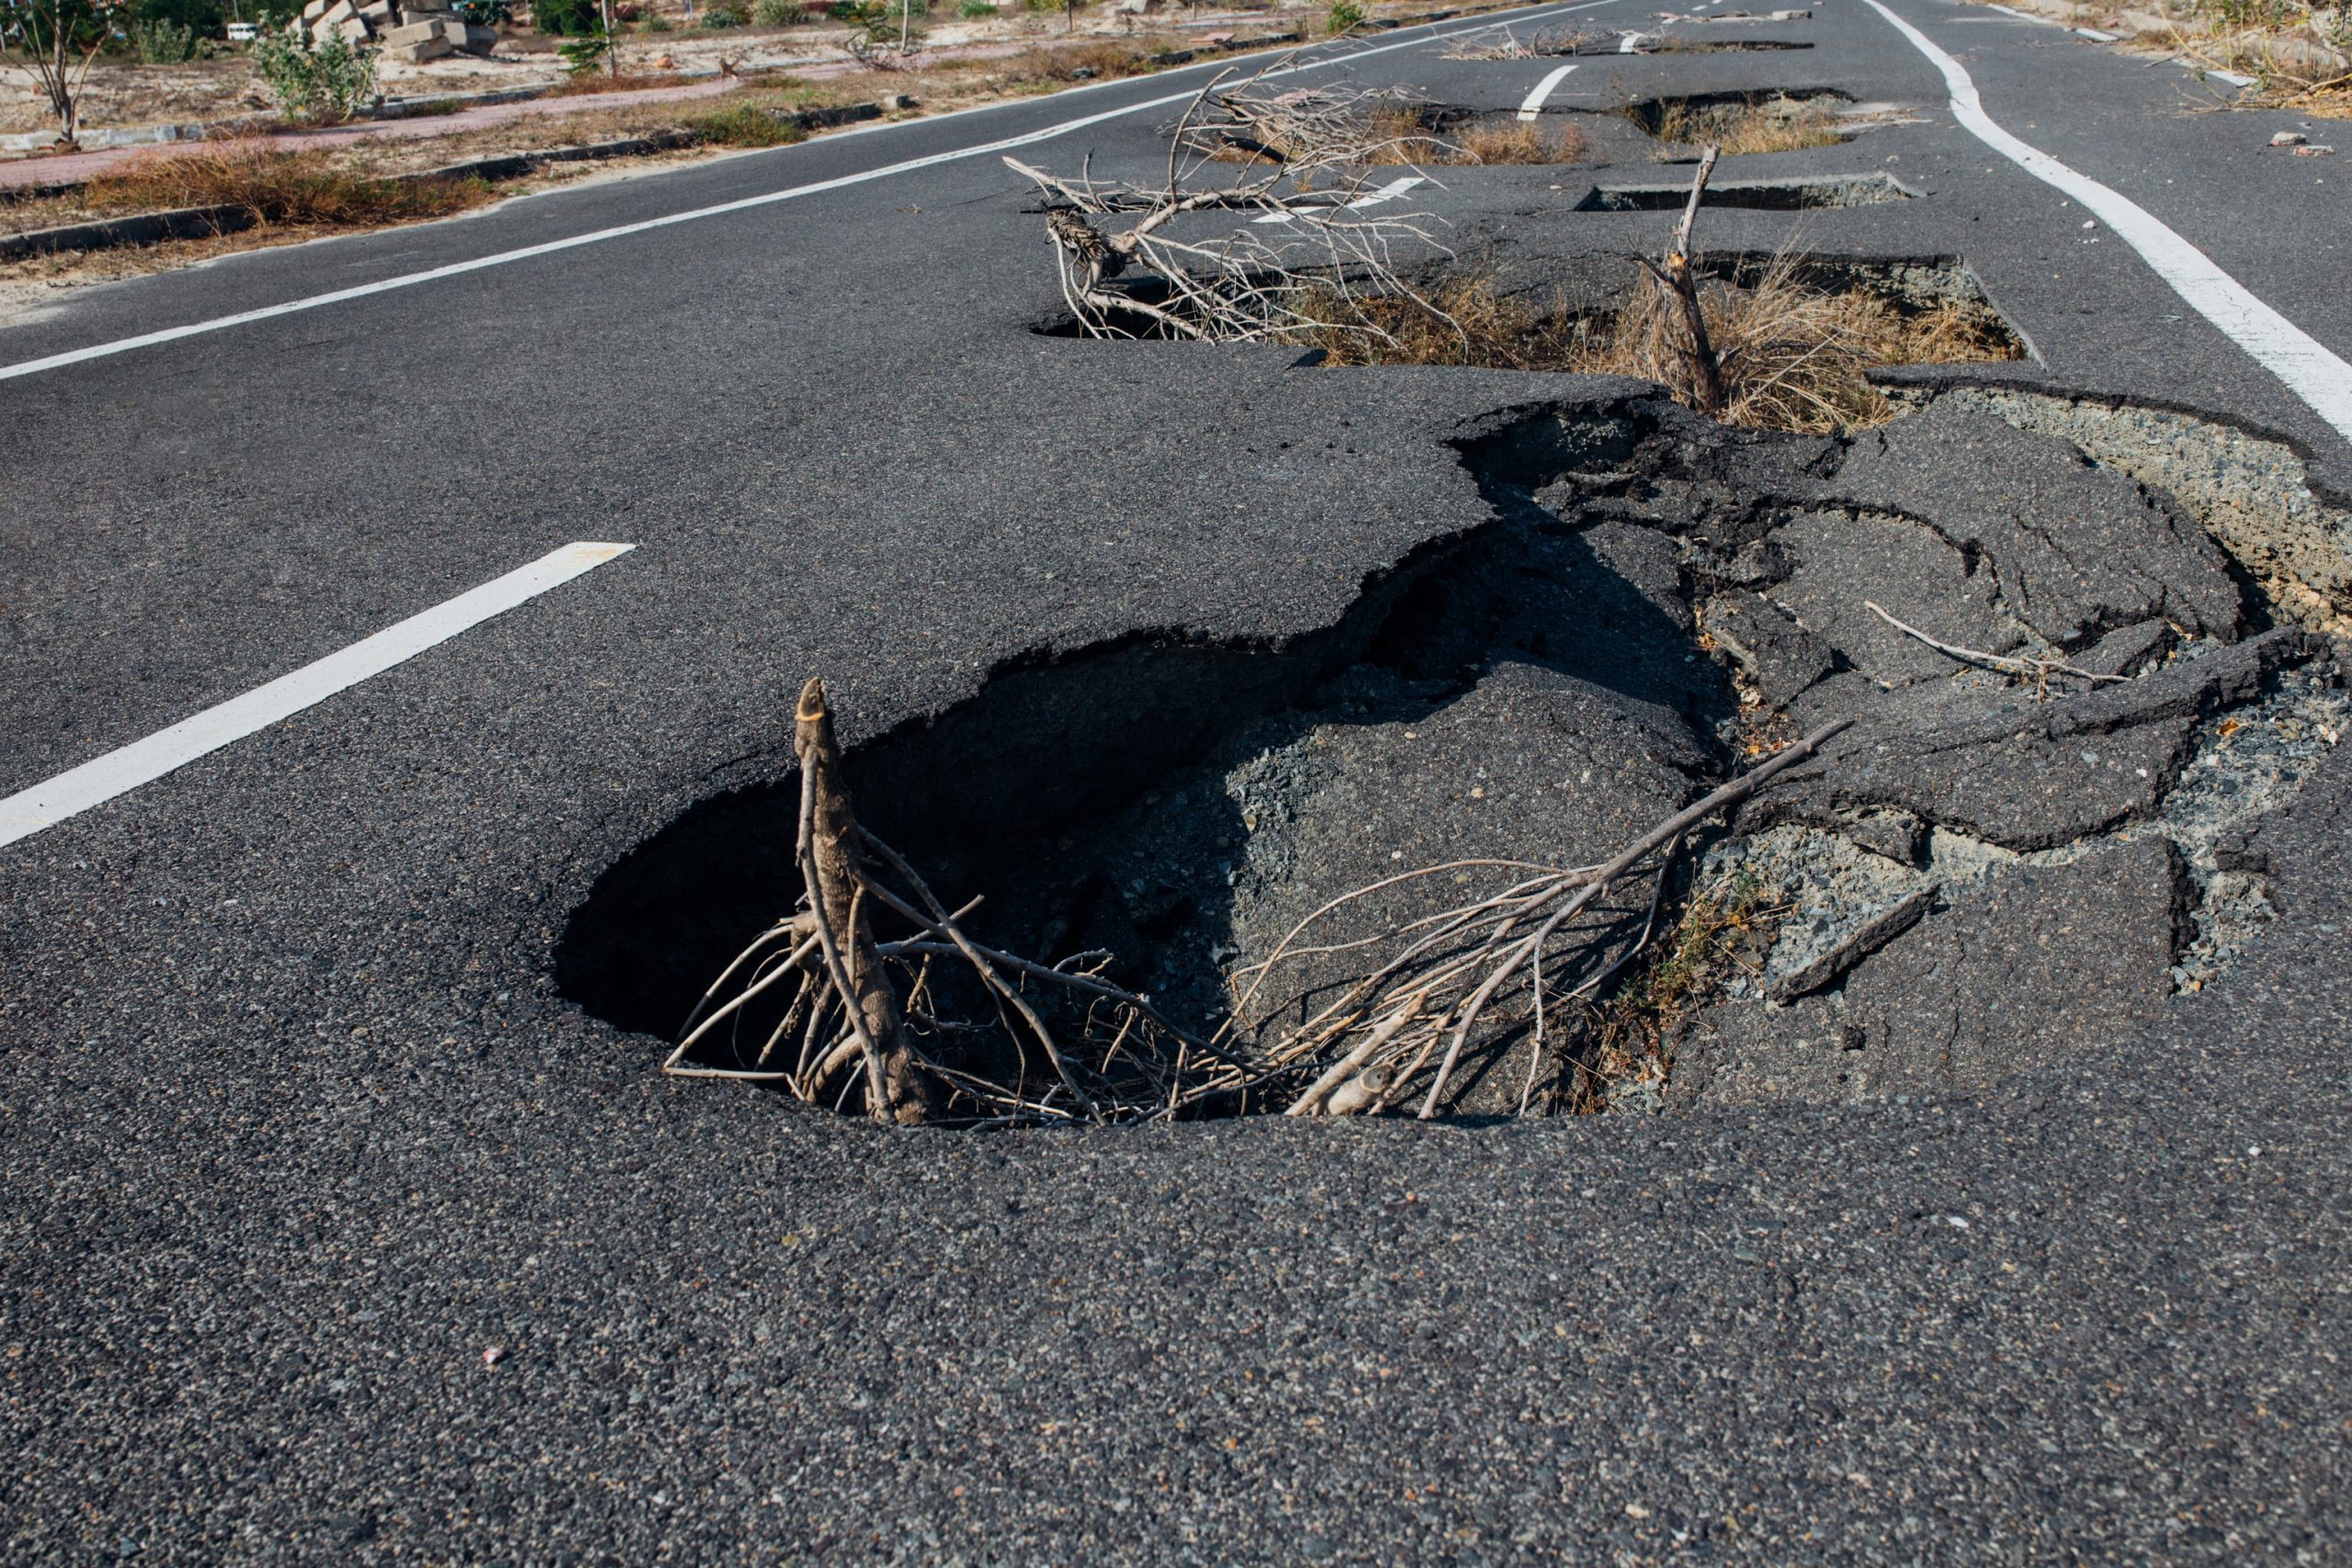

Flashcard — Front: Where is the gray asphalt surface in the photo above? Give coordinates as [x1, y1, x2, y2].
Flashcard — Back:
[5, 1, 2350, 1560]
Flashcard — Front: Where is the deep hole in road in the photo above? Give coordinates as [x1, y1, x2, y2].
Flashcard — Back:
[1573, 172, 1913, 211]
[1625, 89, 1855, 152]
[558, 394, 2348, 1125]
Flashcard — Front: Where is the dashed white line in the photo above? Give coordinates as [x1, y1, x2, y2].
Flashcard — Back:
[0, 0, 1631, 387]
[1984, 4, 2057, 22]
[1861, 0, 2352, 444]
[0, 542, 635, 850]
[1250, 174, 1427, 223]
[1517, 62, 1582, 119]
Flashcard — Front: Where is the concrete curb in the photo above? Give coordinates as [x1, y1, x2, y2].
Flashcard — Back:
[0, 99, 886, 263]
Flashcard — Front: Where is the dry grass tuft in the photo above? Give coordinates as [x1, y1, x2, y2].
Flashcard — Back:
[82, 143, 492, 228]
[992, 40, 1162, 88]
[1648, 94, 1844, 152]
[1292, 274, 1581, 370]
[1453, 118, 1589, 164]
[682, 99, 811, 147]
[1566, 253, 2021, 431]
[1564, 865, 1781, 1111]
[1351, 106, 1589, 165]
[1291, 256, 2022, 434]
[546, 70, 687, 98]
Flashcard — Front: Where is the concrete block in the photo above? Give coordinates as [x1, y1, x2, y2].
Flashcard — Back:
[450, 21, 497, 49]
[383, 35, 456, 60]
[319, 0, 357, 25]
[357, 0, 394, 19]
[383, 18, 442, 42]
[300, 0, 330, 18]
[336, 15, 371, 39]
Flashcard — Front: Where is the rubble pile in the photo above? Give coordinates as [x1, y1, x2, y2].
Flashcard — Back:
[296, 0, 500, 62]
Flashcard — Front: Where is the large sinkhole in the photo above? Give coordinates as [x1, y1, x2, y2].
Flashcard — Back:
[559, 398, 2347, 1126]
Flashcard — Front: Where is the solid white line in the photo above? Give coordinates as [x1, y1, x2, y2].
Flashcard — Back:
[1984, 4, 2057, 22]
[2205, 67, 2256, 86]
[1860, 0, 2352, 444]
[2073, 25, 2120, 39]
[0, 541, 634, 850]
[1517, 62, 1582, 118]
[0, 0, 1627, 387]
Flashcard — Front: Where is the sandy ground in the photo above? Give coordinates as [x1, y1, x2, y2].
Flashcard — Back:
[0, 0, 1339, 138]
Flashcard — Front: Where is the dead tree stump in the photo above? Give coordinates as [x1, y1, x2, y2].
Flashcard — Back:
[795, 677, 934, 1125]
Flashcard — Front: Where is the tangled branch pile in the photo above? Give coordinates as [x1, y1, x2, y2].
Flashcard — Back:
[1004, 55, 1454, 344]
[670, 679, 1848, 1126]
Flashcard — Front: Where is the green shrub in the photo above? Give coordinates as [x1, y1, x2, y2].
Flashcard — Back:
[751, 0, 797, 21]
[250, 21, 379, 121]
[700, 2, 746, 22]
[131, 17, 209, 57]
[1326, 0, 1365, 31]
[957, 0, 989, 14]
[454, 0, 512, 21]
[640, 7, 670, 23]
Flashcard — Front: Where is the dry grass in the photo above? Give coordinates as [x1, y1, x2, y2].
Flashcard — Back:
[1566, 254, 2022, 431]
[989, 40, 1165, 88]
[1291, 257, 2023, 434]
[680, 98, 811, 146]
[1293, 274, 1583, 370]
[1453, 117, 1589, 164]
[79, 143, 493, 228]
[1646, 94, 1844, 152]
[1351, 105, 1589, 164]
[1565, 865, 1782, 1111]
[545, 70, 688, 98]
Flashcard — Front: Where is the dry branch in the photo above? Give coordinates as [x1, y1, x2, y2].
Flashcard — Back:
[1865, 601, 2128, 692]
[1003, 53, 1457, 346]
[671, 684, 1849, 1125]
[1634, 144, 1727, 414]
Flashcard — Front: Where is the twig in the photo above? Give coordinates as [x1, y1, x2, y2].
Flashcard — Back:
[1864, 601, 2127, 688]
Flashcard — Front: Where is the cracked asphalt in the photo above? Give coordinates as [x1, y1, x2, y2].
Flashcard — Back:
[4, 0, 2350, 1560]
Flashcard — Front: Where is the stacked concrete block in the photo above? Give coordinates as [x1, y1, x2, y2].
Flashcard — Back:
[300, 0, 501, 57]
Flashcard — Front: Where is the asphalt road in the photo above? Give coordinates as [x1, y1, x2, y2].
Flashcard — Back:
[4, 2, 2350, 1560]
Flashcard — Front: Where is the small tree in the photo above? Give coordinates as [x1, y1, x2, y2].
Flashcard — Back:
[1, 0, 134, 144]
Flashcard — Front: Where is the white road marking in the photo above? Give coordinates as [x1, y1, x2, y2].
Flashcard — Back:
[1984, 4, 2057, 21]
[0, 541, 634, 850]
[2204, 66, 2256, 85]
[1516, 62, 1582, 119]
[1346, 175, 1426, 209]
[2073, 25, 2120, 39]
[1861, 0, 2352, 443]
[0, 0, 1629, 387]
[1250, 174, 1425, 223]
[1619, 28, 1648, 50]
